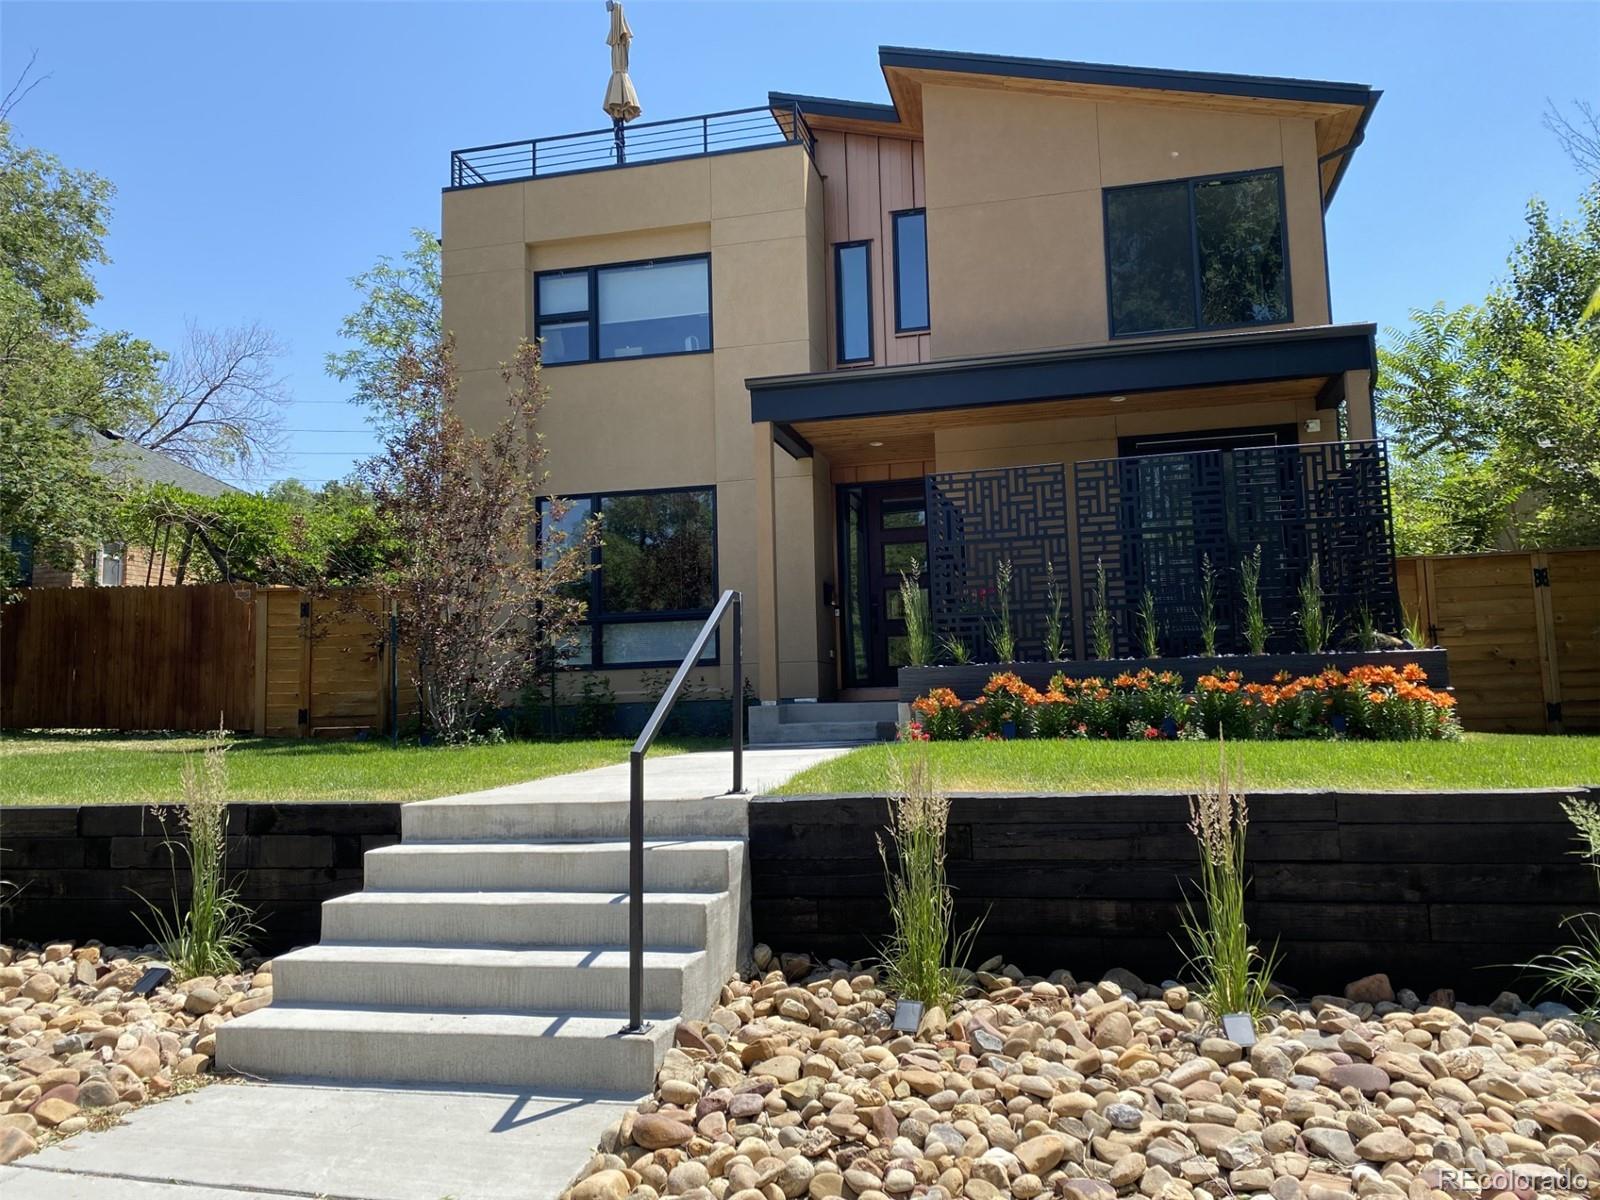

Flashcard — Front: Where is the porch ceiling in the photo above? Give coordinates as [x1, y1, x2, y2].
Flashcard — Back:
[791, 377, 1328, 466]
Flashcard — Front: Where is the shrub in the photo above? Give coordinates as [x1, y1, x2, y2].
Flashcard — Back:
[1043, 561, 1068, 662]
[940, 632, 970, 664]
[1298, 554, 1328, 653]
[1137, 589, 1161, 658]
[1178, 737, 1282, 1019]
[135, 727, 259, 979]
[1089, 558, 1115, 659]
[1239, 545, 1270, 654]
[1523, 797, 1600, 1019]
[986, 559, 1016, 662]
[969, 671, 1040, 738]
[1197, 554, 1219, 658]
[909, 687, 968, 741]
[900, 560, 933, 667]
[876, 749, 982, 1009]
[911, 662, 1457, 742]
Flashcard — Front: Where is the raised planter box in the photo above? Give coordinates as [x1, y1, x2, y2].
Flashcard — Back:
[897, 648, 1449, 703]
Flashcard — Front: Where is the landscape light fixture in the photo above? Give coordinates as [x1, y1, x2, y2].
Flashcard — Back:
[1221, 1011, 1257, 1047]
[131, 966, 173, 996]
[891, 999, 925, 1033]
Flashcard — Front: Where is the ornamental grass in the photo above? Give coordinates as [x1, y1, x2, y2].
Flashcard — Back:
[904, 662, 1458, 743]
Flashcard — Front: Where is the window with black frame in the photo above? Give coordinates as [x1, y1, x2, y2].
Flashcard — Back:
[834, 241, 873, 364]
[535, 255, 711, 365]
[539, 487, 718, 667]
[892, 210, 929, 333]
[1105, 167, 1289, 338]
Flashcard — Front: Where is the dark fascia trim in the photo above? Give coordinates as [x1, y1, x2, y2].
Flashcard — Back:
[877, 46, 1377, 109]
[772, 423, 814, 460]
[768, 91, 903, 127]
[747, 324, 1378, 425]
[1320, 89, 1382, 208]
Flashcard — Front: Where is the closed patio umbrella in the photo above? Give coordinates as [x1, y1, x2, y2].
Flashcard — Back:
[603, 1, 641, 163]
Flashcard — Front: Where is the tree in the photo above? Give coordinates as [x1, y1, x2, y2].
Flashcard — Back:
[1378, 188, 1600, 553]
[0, 119, 161, 587]
[115, 480, 392, 586]
[124, 320, 290, 477]
[1545, 98, 1600, 184]
[325, 228, 441, 422]
[354, 337, 596, 743]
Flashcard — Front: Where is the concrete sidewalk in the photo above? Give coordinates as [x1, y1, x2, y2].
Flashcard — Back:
[0, 1080, 638, 1200]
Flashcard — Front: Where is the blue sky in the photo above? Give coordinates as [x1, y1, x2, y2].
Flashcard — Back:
[4, 1, 1594, 489]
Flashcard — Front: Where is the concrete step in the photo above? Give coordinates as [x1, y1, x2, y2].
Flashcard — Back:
[320, 889, 719, 948]
[750, 701, 900, 726]
[217, 1003, 674, 1091]
[747, 722, 890, 746]
[364, 839, 740, 893]
[402, 794, 747, 842]
[272, 943, 706, 1013]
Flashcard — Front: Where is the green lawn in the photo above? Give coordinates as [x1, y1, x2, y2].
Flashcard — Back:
[0, 732, 707, 806]
[773, 734, 1600, 795]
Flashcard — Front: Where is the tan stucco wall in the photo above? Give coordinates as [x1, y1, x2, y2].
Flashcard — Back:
[918, 85, 1331, 361]
[441, 144, 834, 702]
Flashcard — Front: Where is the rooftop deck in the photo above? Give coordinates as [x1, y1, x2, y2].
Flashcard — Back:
[447, 104, 813, 188]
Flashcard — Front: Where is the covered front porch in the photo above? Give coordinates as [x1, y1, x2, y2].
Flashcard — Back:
[746, 323, 1399, 700]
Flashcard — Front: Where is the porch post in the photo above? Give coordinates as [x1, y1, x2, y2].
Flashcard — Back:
[1343, 368, 1376, 442]
[753, 422, 781, 703]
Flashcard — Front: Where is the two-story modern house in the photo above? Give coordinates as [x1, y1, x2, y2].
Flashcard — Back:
[441, 44, 1391, 717]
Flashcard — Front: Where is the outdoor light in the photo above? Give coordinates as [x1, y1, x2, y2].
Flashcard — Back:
[891, 999, 925, 1033]
[1221, 1012, 1257, 1047]
[130, 966, 173, 996]
[1109, 395, 1126, 403]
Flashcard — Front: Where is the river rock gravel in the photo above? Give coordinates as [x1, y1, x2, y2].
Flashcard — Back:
[565, 954, 1600, 1200]
[0, 941, 271, 1163]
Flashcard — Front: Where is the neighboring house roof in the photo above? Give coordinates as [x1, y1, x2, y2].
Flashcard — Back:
[772, 45, 1380, 207]
[93, 431, 240, 498]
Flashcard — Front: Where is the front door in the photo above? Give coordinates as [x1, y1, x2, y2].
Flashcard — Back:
[840, 480, 928, 688]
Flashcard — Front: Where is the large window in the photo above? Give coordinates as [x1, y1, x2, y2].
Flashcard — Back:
[834, 241, 873, 364]
[892, 210, 929, 333]
[539, 486, 718, 667]
[1104, 168, 1289, 338]
[535, 255, 711, 365]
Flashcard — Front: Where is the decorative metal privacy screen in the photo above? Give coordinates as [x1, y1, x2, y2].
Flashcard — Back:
[1075, 440, 1401, 656]
[925, 464, 1072, 662]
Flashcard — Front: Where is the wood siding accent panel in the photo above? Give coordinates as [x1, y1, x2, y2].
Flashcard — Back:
[816, 130, 930, 369]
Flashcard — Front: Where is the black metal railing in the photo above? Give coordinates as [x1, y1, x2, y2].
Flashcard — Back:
[451, 105, 813, 188]
[622, 589, 743, 1034]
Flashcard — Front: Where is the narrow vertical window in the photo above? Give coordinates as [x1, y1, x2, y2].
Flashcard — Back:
[892, 210, 929, 332]
[834, 241, 873, 365]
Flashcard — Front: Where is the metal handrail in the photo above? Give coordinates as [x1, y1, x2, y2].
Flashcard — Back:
[450, 104, 813, 187]
[622, 589, 743, 1034]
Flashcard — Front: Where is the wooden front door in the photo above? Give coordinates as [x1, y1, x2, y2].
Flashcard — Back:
[841, 480, 928, 688]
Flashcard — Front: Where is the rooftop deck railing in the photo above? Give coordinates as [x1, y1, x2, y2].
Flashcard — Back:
[449, 104, 813, 188]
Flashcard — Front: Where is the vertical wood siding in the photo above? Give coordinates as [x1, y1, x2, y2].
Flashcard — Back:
[815, 130, 931, 368]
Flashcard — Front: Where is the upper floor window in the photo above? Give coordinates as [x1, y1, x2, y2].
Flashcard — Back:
[535, 254, 711, 365]
[834, 242, 873, 364]
[892, 209, 929, 333]
[1104, 167, 1290, 338]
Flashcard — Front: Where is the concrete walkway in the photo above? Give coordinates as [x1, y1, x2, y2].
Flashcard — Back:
[0, 1080, 637, 1200]
[4, 745, 852, 1200]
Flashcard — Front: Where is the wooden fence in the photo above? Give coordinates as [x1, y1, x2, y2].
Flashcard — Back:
[1, 585, 411, 737]
[1396, 548, 1599, 733]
